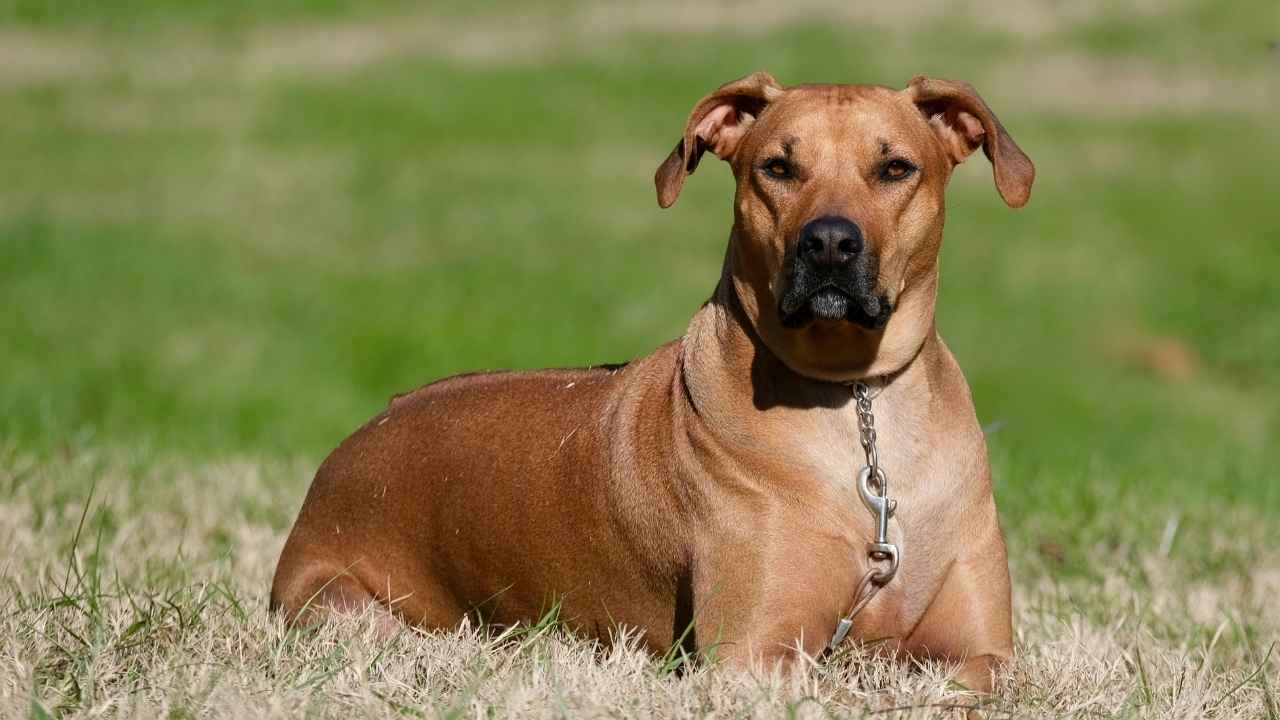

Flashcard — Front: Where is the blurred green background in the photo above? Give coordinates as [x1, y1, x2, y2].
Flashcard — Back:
[2, 1, 1277, 546]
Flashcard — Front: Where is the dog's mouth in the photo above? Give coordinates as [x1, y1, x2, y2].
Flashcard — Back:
[779, 283, 893, 330]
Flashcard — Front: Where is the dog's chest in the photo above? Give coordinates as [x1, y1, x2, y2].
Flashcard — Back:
[797, 396, 977, 604]
[800, 395, 967, 502]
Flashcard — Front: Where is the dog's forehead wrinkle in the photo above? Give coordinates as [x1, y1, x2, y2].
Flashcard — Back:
[762, 102, 919, 163]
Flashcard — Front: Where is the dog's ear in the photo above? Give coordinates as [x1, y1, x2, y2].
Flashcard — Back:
[655, 71, 784, 208]
[907, 76, 1035, 208]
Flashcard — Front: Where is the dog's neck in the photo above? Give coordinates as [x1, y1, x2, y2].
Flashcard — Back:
[677, 271, 944, 494]
[680, 255, 939, 424]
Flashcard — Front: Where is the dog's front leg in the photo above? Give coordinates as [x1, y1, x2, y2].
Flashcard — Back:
[901, 510, 1014, 694]
[690, 535, 860, 670]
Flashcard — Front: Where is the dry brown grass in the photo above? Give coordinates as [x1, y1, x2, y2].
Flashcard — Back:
[1, 451, 1276, 718]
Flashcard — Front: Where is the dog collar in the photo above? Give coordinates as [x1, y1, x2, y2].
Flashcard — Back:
[827, 380, 901, 651]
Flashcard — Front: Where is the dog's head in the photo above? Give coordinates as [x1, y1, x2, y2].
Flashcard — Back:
[656, 72, 1034, 381]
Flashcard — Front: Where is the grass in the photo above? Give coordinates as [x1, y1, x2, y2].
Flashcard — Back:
[1, 0, 1278, 717]
[2, 452, 1276, 717]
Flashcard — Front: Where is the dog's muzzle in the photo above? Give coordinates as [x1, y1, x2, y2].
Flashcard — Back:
[778, 215, 893, 330]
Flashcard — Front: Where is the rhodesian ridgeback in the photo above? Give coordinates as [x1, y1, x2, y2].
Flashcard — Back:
[271, 72, 1034, 692]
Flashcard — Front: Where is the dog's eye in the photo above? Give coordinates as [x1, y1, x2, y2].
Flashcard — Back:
[880, 158, 917, 182]
[761, 157, 794, 180]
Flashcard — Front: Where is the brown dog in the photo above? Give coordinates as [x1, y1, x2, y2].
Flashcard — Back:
[271, 72, 1034, 692]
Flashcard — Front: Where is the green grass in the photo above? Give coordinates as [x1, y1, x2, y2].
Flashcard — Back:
[1, 1, 1278, 716]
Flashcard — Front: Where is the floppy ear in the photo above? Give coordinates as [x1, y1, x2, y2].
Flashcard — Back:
[907, 75, 1035, 208]
[655, 71, 784, 208]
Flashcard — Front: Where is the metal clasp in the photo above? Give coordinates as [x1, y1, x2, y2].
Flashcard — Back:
[856, 465, 896, 521]
[856, 465, 899, 585]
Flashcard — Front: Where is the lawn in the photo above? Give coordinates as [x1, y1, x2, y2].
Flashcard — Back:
[1, 1, 1278, 717]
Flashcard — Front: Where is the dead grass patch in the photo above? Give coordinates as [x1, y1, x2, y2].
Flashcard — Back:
[1, 450, 1275, 718]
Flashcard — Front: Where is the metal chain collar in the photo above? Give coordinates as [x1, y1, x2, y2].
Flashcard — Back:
[827, 380, 901, 652]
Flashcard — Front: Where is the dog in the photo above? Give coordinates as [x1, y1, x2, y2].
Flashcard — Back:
[271, 71, 1033, 693]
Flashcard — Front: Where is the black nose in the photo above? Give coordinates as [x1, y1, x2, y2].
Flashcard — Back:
[798, 215, 863, 266]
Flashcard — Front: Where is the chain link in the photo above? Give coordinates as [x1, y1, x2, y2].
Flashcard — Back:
[853, 382, 879, 483]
